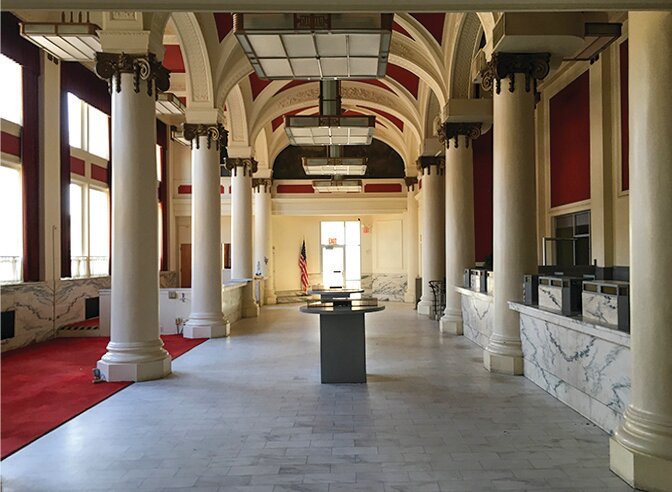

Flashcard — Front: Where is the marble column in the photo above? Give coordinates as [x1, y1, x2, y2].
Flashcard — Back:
[480, 53, 550, 374]
[94, 52, 171, 381]
[404, 177, 419, 304]
[227, 157, 259, 318]
[610, 12, 672, 491]
[253, 178, 276, 304]
[417, 156, 445, 318]
[438, 124, 480, 335]
[182, 123, 228, 339]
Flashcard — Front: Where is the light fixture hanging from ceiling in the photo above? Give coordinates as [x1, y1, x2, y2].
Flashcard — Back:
[312, 178, 363, 193]
[234, 13, 393, 80]
[302, 156, 367, 176]
[156, 93, 186, 116]
[285, 80, 376, 146]
[20, 12, 101, 62]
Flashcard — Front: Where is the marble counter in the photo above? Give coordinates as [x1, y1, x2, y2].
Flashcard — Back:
[510, 302, 630, 433]
[455, 286, 493, 348]
[371, 273, 407, 302]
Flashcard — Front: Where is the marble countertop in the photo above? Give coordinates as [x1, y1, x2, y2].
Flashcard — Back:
[509, 302, 630, 347]
[308, 288, 365, 295]
[455, 286, 494, 303]
[300, 305, 385, 315]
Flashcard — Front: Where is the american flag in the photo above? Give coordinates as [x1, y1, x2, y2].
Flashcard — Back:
[299, 239, 309, 292]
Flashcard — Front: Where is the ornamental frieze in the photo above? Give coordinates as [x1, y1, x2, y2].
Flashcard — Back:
[95, 52, 170, 98]
[480, 52, 550, 95]
[182, 123, 228, 151]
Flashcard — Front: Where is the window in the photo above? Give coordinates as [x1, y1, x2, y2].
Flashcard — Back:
[69, 182, 110, 278]
[0, 54, 22, 125]
[67, 93, 109, 160]
[0, 165, 23, 283]
[549, 211, 591, 267]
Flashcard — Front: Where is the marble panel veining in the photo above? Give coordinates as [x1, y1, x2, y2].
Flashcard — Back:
[518, 311, 630, 433]
[538, 284, 563, 313]
[372, 273, 406, 302]
[222, 283, 244, 324]
[360, 274, 373, 295]
[1, 282, 55, 352]
[159, 271, 179, 288]
[55, 277, 111, 329]
[458, 288, 493, 349]
[582, 291, 619, 327]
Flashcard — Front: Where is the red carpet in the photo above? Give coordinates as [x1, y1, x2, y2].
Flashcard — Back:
[1, 334, 206, 459]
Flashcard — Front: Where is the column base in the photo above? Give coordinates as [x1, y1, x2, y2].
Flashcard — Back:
[417, 300, 436, 318]
[97, 340, 171, 382]
[609, 405, 672, 492]
[610, 437, 672, 492]
[439, 316, 463, 335]
[483, 349, 523, 375]
[404, 288, 416, 304]
[183, 315, 229, 339]
[242, 282, 260, 318]
[265, 293, 277, 305]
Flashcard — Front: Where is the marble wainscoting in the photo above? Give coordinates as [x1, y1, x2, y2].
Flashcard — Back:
[538, 284, 563, 313]
[222, 281, 245, 324]
[455, 286, 493, 348]
[582, 291, 619, 327]
[160, 271, 179, 288]
[101, 281, 247, 336]
[372, 273, 407, 302]
[360, 274, 373, 295]
[510, 302, 630, 433]
[1, 282, 55, 352]
[55, 277, 111, 329]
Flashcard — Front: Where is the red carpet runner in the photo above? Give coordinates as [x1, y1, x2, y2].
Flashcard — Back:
[1, 335, 206, 459]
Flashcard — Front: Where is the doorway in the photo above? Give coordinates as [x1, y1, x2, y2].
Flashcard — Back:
[320, 221, 361, 289]
[180, 243, 191, 288]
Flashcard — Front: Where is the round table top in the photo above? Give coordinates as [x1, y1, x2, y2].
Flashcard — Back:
[308, 288, 365, 295]
[300, 305, 385, 315]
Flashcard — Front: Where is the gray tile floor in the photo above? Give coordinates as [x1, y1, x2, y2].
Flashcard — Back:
[1, 303, 633, 491]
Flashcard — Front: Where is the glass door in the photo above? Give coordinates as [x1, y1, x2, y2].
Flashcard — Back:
[322, 245, 345, 288]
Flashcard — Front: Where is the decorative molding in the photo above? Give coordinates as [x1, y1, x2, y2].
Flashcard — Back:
[182, 123, 228, 150]
[416, 155, 445, 175]
[438, 122, 482, 148]
[95, 52, 169, 97]
[225, 157, 258, 177]
[480, 52, 551, 95]
[172, 13, 213, 105]
[451, 13, 481, 99]
[252, 178, 272, 193]
[110, 11, 138, 21]
[404, 176, 419, 191]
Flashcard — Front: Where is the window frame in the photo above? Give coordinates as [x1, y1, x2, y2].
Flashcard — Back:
[0, 160, 24, 284]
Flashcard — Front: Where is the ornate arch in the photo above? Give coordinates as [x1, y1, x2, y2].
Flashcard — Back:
[450, 12, 483, 99]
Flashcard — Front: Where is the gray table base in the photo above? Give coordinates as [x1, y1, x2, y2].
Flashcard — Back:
[319, 313, 366, 384]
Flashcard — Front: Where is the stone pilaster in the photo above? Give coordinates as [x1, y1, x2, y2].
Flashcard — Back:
[94, 51, 171, 381]
[227, 157, 258, 318]
[404, 177, 419, 304]
[480, 52, 550, 374]
[182, 123, 229, 339]
[610, 11, 672, 491]
[416, 156, 445, 318]
[437, 123, 481, 335]
[253, 178, 276, 305]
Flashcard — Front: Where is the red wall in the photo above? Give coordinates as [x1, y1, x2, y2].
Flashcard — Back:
[473, 130, 493, 262]
[620, 41, 629, 191]
[550, 70, 591, 208]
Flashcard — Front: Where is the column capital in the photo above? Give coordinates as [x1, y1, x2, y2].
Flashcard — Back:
[404, 176, 418, 191]
[182, 123, 228, 151]
[226, 157, 258, 177]
[252, 178, 272, 193]
[95, 52, 170, 97]
[416, 156, 445, 176]
[438, 122, 482, 149]
[480, 52, 551, 95]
